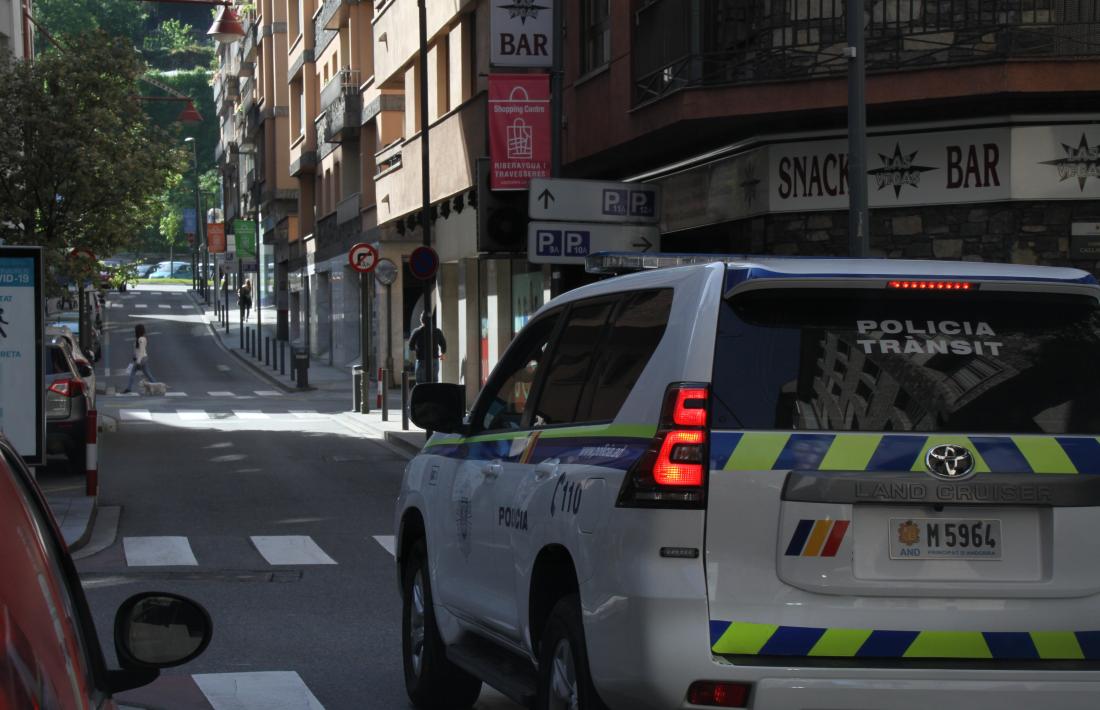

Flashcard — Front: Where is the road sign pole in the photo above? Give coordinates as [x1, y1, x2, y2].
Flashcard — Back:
[847, 1, 869, 257]
[551, 0, 563, 177]
[418, 0, 434, 384]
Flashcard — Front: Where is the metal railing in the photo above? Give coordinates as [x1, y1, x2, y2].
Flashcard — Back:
[320, 67, 362, 111]
[633, 0, 1100, 105]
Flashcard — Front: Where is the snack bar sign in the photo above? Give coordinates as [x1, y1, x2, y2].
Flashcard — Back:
[489, 74, 551, 190]
[491, 0, 554, 68]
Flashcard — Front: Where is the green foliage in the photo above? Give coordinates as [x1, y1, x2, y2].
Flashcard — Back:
[142, 19, 214, 71]
[145, 19, 194, 53]
[33, 0, 148, 52]
[0, 32, 184, 290]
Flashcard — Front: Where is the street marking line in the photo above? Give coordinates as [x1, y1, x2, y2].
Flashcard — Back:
[165, 392, 187, 397]
[250, 536, 337, 566]
[208, 391, 235, 397]
[119, 409, 151, 421]
[289, 410, 320, 419]
[123, 536, 199, 567]
[216, 365, 232, 372]
[233, 410, 269, 420]
[255, 390, 283, 397]
[176, 410, 209, 421]
[372, 535, 396, 557]
[157, 304, 171, 309]
[193, 671, 325, 710]
[134, 304, 148, 309]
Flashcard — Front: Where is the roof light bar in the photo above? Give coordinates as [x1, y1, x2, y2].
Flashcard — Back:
[888, 280, 975, 291]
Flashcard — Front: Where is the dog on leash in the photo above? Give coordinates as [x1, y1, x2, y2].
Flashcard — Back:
[140, 381, 168, 396]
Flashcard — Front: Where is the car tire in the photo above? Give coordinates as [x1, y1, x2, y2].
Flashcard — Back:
[402, 540, 481, 709]
[536, 595, 608, 710]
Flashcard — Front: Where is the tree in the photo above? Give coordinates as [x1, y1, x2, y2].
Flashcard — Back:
[0, 32, 185, 288]
[33, 0, 148, 53]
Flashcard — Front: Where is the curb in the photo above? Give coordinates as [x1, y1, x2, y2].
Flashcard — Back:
[332, 413, 421, 461]
[384, 431, 424, 458]
[188, 291, 303, 393]
[65, 495, 98, 553]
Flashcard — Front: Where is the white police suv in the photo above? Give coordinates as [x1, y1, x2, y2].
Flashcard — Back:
[396, 254, 1100, 710]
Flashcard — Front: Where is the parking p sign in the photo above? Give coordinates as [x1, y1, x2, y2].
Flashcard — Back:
[528, 221, 660, 265]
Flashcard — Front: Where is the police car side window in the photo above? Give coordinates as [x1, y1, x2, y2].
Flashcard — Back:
[576, 289, 673, 422]
[477, 313, 561, 432]
[529, 298, 616, 427]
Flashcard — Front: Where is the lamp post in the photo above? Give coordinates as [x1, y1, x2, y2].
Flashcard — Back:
[184, 137, 205, 298]
[238, 141, 261, 347]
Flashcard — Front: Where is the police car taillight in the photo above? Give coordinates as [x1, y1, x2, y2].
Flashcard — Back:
[617, 383, 709, 508]
[687, 680, 750, 707]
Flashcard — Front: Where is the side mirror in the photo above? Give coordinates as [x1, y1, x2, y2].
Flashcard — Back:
[76, 362, 94, 378]
[410, 383, 466, 433]
[114, 592, 212, 671]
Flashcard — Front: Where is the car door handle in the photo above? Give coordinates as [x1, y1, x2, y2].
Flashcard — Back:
[534, 459, 561, 481]
[484, 461, 504, 479]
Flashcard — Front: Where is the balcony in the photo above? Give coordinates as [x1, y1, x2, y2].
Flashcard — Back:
[316, 212, 338, 244]
[242, 20, 257, 61]
[633, 0, 1100, 105]
[319, 0, 357, 31]
[241, 77, 255, 113]
[319, 68, 363, 144]
[336, 192, 360, 225]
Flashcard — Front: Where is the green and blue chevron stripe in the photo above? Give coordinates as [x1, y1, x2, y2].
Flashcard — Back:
[710, 620, 1100, 660]
[710, 432, 1100, 474]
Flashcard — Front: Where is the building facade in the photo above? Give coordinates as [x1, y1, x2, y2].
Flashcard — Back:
[0, 0, 33, 60]
[215, 0, 1100, 398]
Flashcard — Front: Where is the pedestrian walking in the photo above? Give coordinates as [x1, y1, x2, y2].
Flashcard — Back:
[408, 311, 446, 384]
[238, 278, 253, 321]
[122, 324, 157, 393]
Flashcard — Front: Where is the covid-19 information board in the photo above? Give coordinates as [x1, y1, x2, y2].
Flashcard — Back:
[0, 246, 44, 465]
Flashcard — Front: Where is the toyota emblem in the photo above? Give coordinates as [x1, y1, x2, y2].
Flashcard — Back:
[925, 445, 976, 481]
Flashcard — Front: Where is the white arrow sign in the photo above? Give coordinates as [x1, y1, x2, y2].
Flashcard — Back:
[528, 178, 661, 224]
[527, 221, 659, 265]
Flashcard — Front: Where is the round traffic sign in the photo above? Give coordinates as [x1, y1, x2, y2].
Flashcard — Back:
[348, 242, 379, 273]
[409, 246, 439, 281]
[375, 258, 398, 286]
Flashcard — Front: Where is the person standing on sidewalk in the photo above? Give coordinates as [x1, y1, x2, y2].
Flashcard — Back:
[408, 311, 446, 384]
[238, 278, 253, 321]
[122, 324, 157, 393]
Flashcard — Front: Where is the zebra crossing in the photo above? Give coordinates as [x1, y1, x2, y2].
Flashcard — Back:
[117, 534, 393, 568]
[118, 408, 324, 423]
[112, 389, 286, 398]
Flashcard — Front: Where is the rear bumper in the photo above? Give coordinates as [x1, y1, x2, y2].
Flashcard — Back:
[744, 676, 1100, 710]
[582, 590, 1100, 710]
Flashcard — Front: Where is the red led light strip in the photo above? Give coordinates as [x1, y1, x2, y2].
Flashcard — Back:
[888, 280, 972, 291]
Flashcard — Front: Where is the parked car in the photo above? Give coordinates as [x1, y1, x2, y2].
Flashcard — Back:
[0, 433, 213, 709]
[400, 255, 1100, 710]
[49, 310, 102, 362]
[46, 326, 97, 408]
[148, 261, 193, 279]
[135, 262, 160, 278]
[45, 337, 90, 475]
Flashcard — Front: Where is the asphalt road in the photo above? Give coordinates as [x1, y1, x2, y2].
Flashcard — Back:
[77, 285, 521, 710]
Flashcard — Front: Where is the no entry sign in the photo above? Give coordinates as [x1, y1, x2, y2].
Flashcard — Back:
[348, 242, 379, 273]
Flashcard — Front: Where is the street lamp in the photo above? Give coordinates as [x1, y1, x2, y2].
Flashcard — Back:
[133, 1, 246, 43]
[183, 137, 207, 300]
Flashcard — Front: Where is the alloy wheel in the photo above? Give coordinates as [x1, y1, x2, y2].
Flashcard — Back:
[409, 569, 426, 677]
[548, 638, 579, 710]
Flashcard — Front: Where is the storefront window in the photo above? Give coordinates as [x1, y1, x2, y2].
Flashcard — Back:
[511, 261, 544, 336]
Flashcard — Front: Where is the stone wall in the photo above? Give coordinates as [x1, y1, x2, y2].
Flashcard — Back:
[709, 200, 1100, 274]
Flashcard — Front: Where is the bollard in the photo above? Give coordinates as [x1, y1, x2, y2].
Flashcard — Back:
[382, 372, 391, 420]
[240, 316, 245, 349]
[360, 365, 371, 414]
[265, 336, 271, 367]
[294, 347, 309, 389]
[352, 365, 363, 412]
[401, 370, 410, 431]
[280, 341, 286, 376]
[225, 304, 229, 334]
[85, 409, 98, 496]
[251, 329, 256, 357]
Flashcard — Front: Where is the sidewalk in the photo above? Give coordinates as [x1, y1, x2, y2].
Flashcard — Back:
[39, 468, 96, 551]
[192, 290, 428, 457]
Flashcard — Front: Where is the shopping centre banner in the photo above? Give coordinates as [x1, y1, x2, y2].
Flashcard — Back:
[488, 74, 551, 190]
[653, 121, 1100, 232]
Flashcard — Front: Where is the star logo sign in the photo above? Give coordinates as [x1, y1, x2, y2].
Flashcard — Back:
[1041, 134, 1100, 191]
[867, 143, 936, 198]
[498, 0, 549, 24]
[739, 162, 761, 207]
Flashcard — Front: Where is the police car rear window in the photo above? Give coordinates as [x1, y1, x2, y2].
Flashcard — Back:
[712, 289, 1100, 434]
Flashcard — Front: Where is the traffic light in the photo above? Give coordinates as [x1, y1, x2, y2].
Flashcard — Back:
[476, 158, 528, 254]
